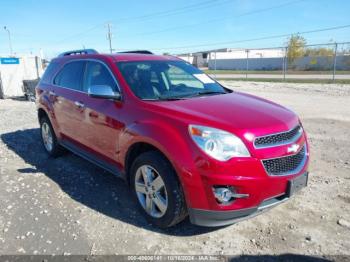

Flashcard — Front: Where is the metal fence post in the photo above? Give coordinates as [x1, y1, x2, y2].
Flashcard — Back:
[283, 47, 288, 81]
[35, 56, 40, 79]
[332, 42, 338, 82]
[214, 51, 217, 79]
[245, 49, 249, 79]
[0, 72, 4, 99]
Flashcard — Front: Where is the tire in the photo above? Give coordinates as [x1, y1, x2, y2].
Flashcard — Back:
[130, 151, 187, 228]
[39, 116, 65, 157]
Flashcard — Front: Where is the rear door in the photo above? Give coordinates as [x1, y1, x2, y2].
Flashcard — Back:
[52, 60, 87, 145]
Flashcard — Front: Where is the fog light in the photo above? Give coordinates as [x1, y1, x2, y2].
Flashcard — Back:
[213, 186, 250, 204]
[213, 187, 235, 203]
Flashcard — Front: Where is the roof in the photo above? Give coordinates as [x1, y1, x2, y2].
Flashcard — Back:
[110, 53, 181, 62]
[52, 52, 181, 63]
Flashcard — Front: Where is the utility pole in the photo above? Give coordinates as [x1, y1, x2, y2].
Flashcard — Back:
[3, 26, 13, 55]
[106, 23, 113, 54]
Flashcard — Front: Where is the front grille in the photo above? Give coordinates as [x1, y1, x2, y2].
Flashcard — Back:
[254, 125, 302, 148]
[262, 145, 306, 176]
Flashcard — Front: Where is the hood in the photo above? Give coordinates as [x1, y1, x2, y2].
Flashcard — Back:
[150, 92, 299, 137]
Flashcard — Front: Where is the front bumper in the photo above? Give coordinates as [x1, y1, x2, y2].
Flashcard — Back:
[189, 172, 308, 227]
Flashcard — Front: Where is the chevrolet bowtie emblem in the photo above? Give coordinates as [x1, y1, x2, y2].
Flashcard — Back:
[287, 144, 300, 153]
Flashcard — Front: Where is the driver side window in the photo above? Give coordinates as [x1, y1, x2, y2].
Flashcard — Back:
[84, 61, 116, 92]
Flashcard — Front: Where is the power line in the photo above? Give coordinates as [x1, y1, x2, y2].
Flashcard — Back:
[45, 0, 230, 46]
[113, 0, 229, 24]
[51, 23, 104, 45]
[40, 0, 306, 48]
[132, 0, 309, 37]
[116, 24, 350, 52]
[49, 0, 306, 47]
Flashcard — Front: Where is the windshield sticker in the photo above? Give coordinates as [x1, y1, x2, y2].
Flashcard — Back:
[193, 74, 215, 84]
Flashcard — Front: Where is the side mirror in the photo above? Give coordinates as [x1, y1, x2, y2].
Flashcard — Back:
[88, 85, 121, 100]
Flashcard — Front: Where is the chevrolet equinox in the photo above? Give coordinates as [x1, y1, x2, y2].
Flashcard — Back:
[36, 49, 309, 228]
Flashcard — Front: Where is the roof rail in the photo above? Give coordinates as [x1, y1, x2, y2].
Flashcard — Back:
[58, 49, 98, 57]
[118, 50, 153, 55]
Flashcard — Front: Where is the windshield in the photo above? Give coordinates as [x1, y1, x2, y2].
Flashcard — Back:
[117, 60, 228, 100]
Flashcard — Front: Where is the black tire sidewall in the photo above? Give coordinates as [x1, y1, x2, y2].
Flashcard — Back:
[130, 151, 186, 228]
[39, 116, 61, 157]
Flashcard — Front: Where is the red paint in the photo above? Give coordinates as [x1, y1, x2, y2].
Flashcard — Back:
[36, 53, 310, 213]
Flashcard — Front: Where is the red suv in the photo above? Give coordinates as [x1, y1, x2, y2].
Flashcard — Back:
[36, 49, 309, 228]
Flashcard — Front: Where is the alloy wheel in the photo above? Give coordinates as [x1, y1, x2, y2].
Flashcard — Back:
[134, 165, 168, 218]
[41, 122, 53, 152]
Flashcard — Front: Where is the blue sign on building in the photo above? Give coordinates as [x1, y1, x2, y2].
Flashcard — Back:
[0, 58, 20, 64]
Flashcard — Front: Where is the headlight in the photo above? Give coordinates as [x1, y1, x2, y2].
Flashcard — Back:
[188, 125, 250, 161]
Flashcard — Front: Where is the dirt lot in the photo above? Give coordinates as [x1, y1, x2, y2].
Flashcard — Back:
[0, 81, 349, 258]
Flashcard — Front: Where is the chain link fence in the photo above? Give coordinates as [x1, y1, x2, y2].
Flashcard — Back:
[177, 42, 350, 81]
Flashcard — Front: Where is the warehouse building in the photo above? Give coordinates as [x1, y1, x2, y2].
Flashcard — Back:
[177, 48, 350, 71]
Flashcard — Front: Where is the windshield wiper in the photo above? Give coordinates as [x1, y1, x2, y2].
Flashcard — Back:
[187, 91, 227, 97]
[142, 96, 185, 101]
[157, 94, 189, 101]
[143, 91, 226, 101]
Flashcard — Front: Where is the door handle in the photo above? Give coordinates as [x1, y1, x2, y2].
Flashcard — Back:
[89, 111, 98, 118]
[74, 101, 85, 108]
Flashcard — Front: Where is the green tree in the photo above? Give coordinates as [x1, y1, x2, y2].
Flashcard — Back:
[305, 47, 334, 57]
[286, 35, 306, 64]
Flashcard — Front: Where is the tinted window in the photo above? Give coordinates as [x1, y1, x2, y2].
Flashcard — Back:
[117, 60, 226, 100]
[54, 61, 85, 91]
[41, 62, 59, 84]
[84, 61, 116, 92]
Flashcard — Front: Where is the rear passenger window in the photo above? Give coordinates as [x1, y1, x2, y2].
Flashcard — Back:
[84, 61, 116, 92]
[41, 62, 59, 84]
[54, 61, 85, 91]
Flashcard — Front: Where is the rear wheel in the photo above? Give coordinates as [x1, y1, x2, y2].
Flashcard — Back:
[130, 151, 187, 228]
[40, 116, 65, 157]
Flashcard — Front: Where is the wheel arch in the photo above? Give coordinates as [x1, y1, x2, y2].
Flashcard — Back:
[37, 107, 49, 123]
[37, 106, 61, 139]
[124, 142, 170, 185]
[119, 121, 199, 209]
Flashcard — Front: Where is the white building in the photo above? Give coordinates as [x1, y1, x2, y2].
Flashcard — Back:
[0, 55, 43, 98]
[209, 48, 285, 59]
[177, 48, 285, 68]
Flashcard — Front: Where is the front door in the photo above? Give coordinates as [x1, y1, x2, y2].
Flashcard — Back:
[80, 60, 124, 163]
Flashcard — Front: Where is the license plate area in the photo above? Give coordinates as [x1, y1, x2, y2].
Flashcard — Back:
[287, 172, 308, 197]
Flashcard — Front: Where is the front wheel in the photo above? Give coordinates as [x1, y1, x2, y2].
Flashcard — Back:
[130, 151, 187, 228]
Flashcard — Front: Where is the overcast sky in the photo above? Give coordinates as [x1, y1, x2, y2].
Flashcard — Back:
[1, 0, 349, 58]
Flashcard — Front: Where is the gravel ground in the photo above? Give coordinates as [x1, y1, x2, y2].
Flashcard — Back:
[0, 81, 349, 258]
